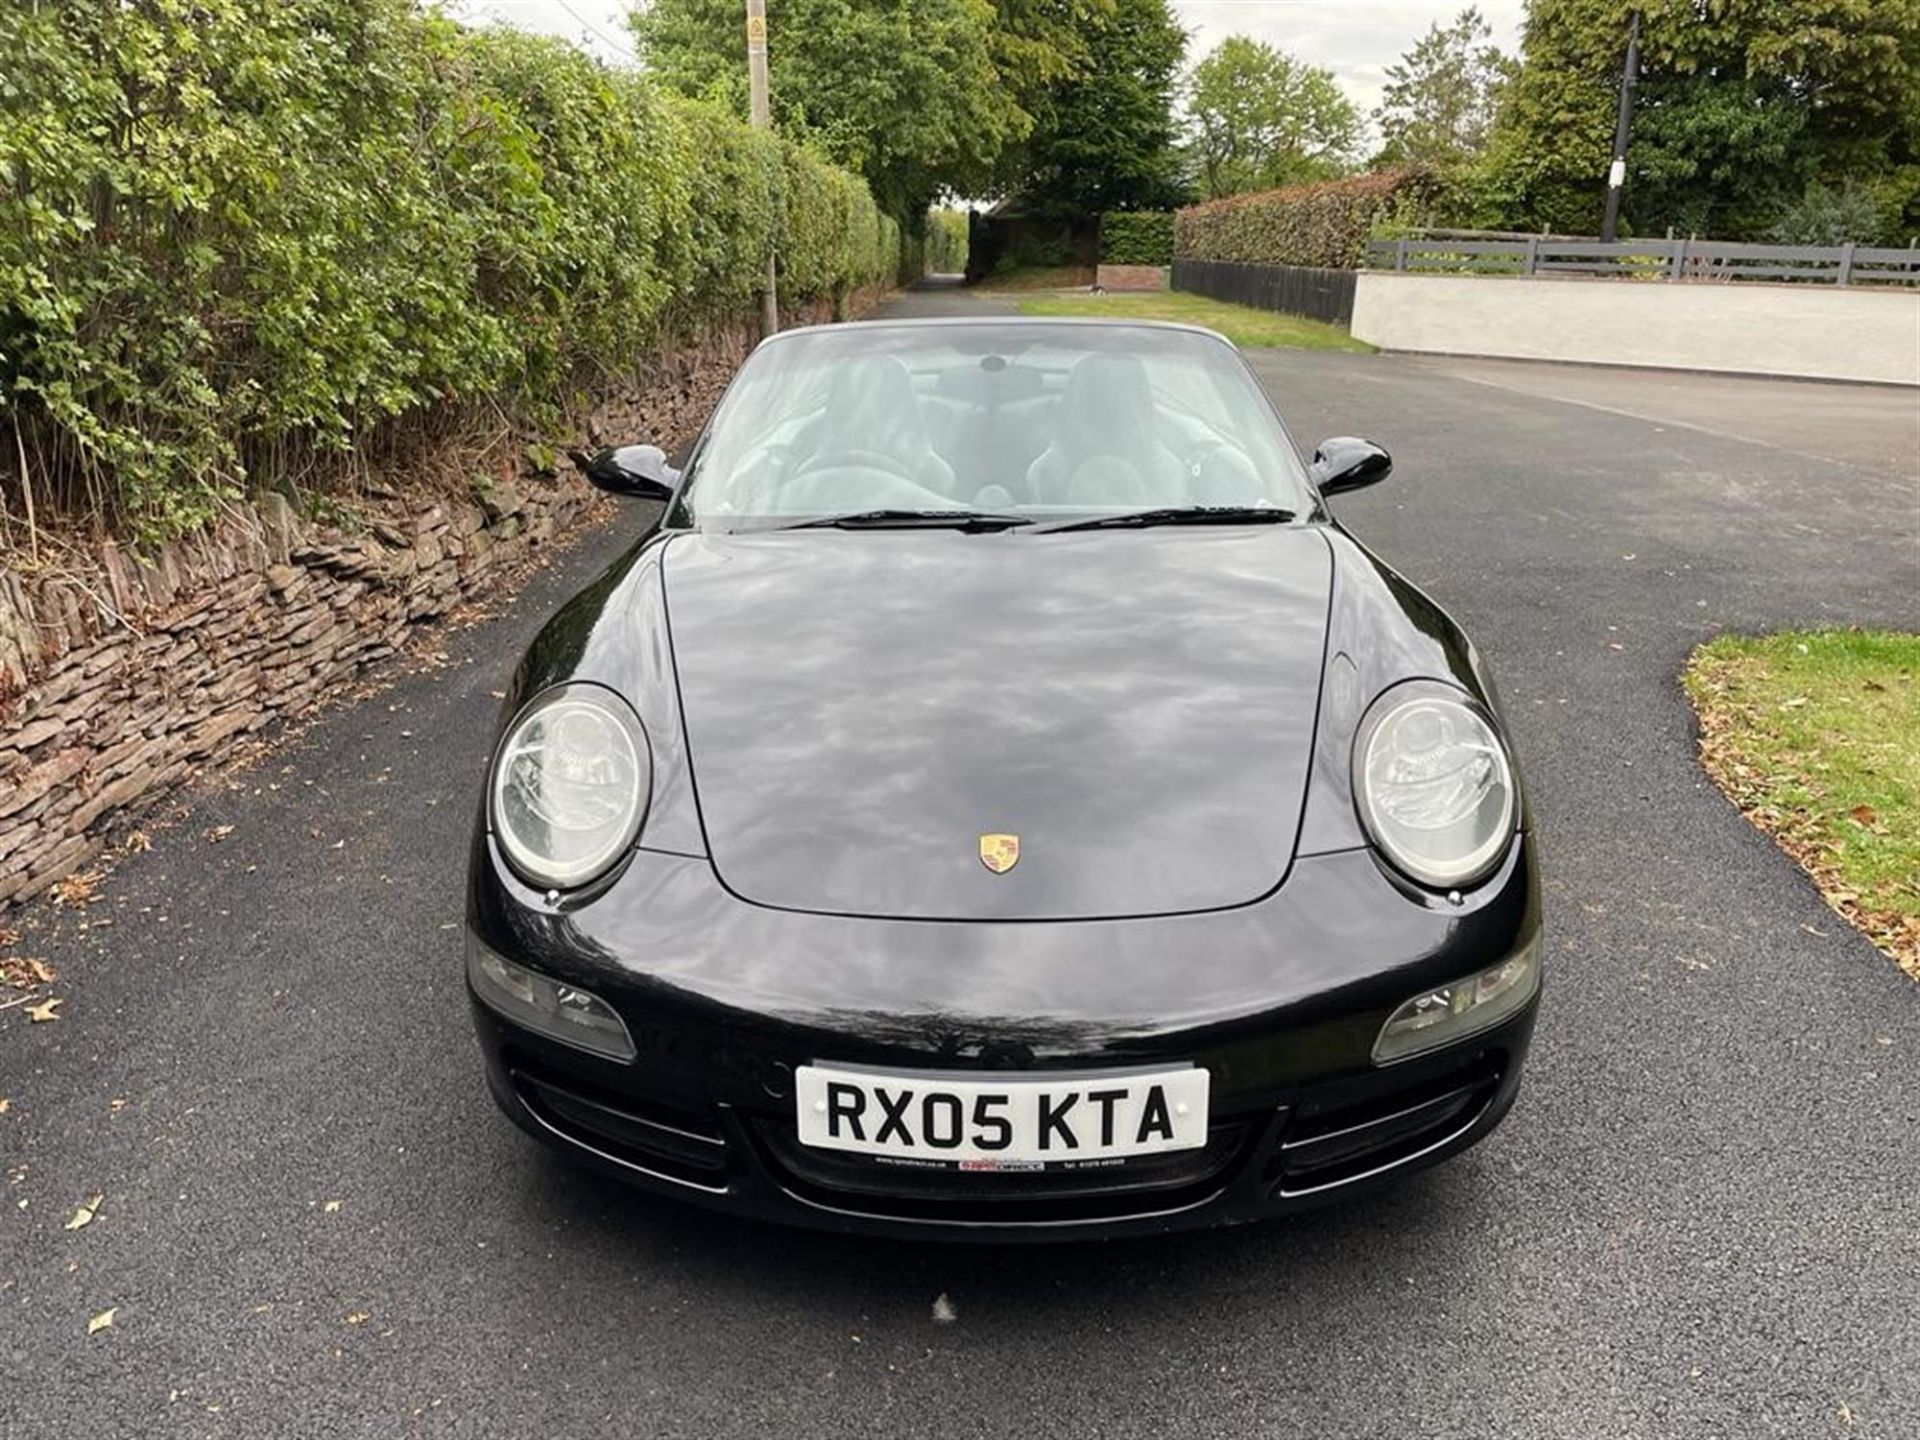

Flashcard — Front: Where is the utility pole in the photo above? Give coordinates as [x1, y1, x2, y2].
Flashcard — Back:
[746, 0, 778, 336]
[1600, 8, 1641, 244]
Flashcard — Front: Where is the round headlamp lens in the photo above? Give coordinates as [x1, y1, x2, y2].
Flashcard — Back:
[1356, 685, 1515, 889]
[490, 684, 649, 889]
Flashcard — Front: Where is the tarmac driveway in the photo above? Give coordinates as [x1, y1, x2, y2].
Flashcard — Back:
[3, 290, 1918, 1438]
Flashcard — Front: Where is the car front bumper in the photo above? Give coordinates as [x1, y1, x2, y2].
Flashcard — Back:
[467, 837, 1541, 1241]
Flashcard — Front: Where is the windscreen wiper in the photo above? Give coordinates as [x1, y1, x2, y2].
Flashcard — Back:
[771, 508, 1032, 531]
[1031, 505, 1299, 534]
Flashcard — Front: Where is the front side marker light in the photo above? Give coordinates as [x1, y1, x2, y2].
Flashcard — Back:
[467, 932, 636, 1063]
[1373, 936, 1540, 1064]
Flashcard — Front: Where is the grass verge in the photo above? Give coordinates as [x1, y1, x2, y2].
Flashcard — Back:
[1683, 629, 1920, 978]
[972, 265, 1096, 292]
[1010, 291, 1372, 352]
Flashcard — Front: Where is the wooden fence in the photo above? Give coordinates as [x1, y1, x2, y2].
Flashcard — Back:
[1170, 259, 1357, 324]
[1364, 236, 1920, 286]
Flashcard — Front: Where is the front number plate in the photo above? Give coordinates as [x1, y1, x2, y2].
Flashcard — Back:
[794, 1063, 1210, 1166]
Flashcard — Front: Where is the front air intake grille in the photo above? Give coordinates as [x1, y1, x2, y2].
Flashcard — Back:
[753, 1118, 1253, 1224]
[1270, 1061, 1502, 1197]
[511, 1066, 730, 1192]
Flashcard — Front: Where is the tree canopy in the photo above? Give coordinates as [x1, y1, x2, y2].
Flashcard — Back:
[1483, 0, 1920, 240]
[1182, 37, 1362, 199]
[1373, 8, 1516, 171]
[998, 0, 1190, 216]
[631, 0, 1028, 216]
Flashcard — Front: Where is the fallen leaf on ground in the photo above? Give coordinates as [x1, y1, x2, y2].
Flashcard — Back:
[88, 1308, 116, 1335]
[65, 1194, 104, 1230]
[26, 998, 62, 1023]
[50, 872, 104, 908]
[344, 1311, 371, 1326]
[0, 1099, 10, 1115]
[206, 825, 235, 844]
[1849, 804, 1881, 828]
[0, 957, 54, 989]
[0, 926, 18, 946]
[323, 1199, 341, 1213]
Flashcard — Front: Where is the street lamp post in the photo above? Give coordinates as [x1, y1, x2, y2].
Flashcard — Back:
[746, 0, 778, 336]
[1600, 9, 1642, 244]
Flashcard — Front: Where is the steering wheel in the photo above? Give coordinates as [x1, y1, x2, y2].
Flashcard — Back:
[793, 448, 923, 484]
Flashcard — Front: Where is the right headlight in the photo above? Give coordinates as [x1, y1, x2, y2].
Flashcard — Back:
[467, 933, 637, 1062]
[489, 683, 650, 890]
[1353, 681, 1516, 890]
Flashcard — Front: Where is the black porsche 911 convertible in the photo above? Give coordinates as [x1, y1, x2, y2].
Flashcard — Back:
[466, 318, 1540, 1239]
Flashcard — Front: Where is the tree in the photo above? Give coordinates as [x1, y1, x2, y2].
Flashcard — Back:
[630, 0, 1026, 218]
[1767, 183, 1893, 245]
[984, 0, 1111, 130]
[1183, 37, 1361, 199]
[1373, 8, 1516, 170]
[1483, 0, 1920, 240]
[1003, 0, 1189, 216]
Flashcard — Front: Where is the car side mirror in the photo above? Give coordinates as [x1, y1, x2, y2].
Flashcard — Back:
[1310, 437, 1392, 496]
[575, 444, 678, 502]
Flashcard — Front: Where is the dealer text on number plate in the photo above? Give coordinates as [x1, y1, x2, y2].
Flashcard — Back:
[794, 1063, 1211, 1165]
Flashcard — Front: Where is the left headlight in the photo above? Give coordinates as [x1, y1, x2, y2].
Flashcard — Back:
[1353, 681, 1516, 890]
[1373, 936, 1540, 1064]
[489, 683, 650, 890]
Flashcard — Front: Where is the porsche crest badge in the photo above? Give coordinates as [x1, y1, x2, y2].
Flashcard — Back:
[978, 833, 1020, 874]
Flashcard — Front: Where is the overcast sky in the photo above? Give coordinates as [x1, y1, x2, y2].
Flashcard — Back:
[446, 0, 1526, 129]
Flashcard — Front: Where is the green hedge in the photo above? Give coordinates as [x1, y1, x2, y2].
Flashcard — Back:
[0, 0, 898, 541]
[926, 209, 969, 274]
[1100, 212, 1174, 266]
[1174, 173, 1433, 269]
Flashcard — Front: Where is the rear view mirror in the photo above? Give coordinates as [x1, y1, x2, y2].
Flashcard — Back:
[1310, 437, 1392, 496]
[575, 444, 679, 502]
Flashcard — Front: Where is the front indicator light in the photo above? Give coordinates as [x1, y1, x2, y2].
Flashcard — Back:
[466, 932, 636, 1063]
[1372, 936, 1540, 1064]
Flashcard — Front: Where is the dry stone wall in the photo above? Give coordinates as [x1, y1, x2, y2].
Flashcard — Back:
[0, 311, 825, 910]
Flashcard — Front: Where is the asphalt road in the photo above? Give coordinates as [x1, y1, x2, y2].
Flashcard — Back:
[4, 285, 1919, 1439]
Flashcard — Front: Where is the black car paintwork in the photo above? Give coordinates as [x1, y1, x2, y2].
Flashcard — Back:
[497, 512, 1513, 874]
[480, 509, 1530, 1037]
[470, 321, 1539, 1236]
[465, 827, 1538, 1237]
[470, 832, 1534, 1067]
[661, 525, 1332, 921]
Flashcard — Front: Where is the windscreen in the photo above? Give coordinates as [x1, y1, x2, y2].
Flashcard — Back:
[673, 322, 1309, 526]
